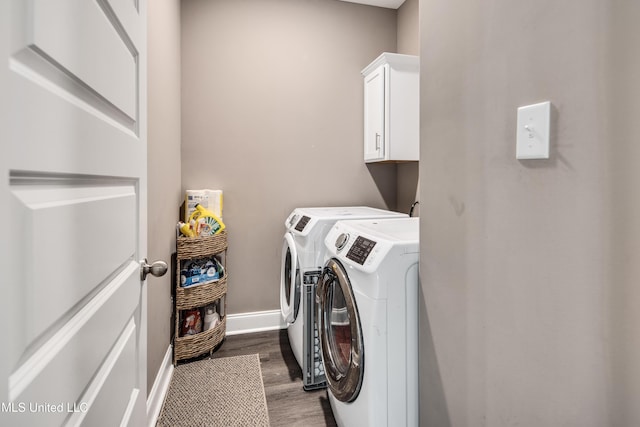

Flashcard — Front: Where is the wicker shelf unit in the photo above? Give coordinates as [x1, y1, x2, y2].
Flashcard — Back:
[174, 231, 228, 364]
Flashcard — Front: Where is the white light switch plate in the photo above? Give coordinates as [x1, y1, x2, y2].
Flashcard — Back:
[516, 101, 551, 159]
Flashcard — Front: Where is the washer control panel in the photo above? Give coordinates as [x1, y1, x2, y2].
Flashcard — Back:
[346, 236, 377, 265]
[325, 221, 398, 273]
[294, 215, 311, 232]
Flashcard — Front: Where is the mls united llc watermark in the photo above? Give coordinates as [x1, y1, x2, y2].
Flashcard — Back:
[1, 401, 89, 414]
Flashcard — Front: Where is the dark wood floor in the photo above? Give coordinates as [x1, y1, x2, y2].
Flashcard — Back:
[210, 329, 337, 427]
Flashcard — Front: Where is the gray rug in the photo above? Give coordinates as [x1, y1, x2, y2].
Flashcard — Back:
[157, 354, 270, 427]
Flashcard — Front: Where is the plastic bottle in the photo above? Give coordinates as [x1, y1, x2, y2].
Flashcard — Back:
[188, 204, 226, 235]
[178, 221, 195, 237]
[180, 309, 202, 336]
[203, 305, 220, 330]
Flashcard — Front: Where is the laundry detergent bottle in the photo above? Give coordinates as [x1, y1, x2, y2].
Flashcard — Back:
[188, 204, 225, 235]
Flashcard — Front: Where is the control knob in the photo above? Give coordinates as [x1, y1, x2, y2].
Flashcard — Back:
[335, 233, 349, 251]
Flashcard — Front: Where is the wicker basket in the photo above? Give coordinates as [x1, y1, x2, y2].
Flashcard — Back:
[176, 231, 227, 259]
[174, 317, 227, 362]
[175, 277, 227, 310]
[174, 231, 228, 364]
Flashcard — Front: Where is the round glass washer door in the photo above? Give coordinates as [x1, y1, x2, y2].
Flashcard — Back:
[280, 233, 300, 323]
[317, 258, 364, 402]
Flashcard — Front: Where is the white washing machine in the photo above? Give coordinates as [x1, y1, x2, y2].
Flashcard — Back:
[316, 217, 419, 426]
[280, 207, 407, 390]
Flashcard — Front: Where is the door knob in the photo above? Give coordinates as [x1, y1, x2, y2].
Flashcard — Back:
[140, 258, 168, 280]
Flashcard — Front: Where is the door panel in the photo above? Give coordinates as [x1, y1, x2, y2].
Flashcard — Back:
[68, 318, 138, 427]
[2, 0, 147, 425]
[0, 0, 11, 418]
[363, 65, 385, 161]
[8, 265, 139, 425]
[32, 0, 137, 119]
[10, 177, 137, 346]
[105, 0, 141, 48]
[8, 69, 142, 172]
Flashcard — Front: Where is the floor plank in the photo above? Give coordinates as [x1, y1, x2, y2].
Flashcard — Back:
[210, 329, 337, 427]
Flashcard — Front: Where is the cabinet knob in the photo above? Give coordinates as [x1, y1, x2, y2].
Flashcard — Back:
[140, 258, 168, 280]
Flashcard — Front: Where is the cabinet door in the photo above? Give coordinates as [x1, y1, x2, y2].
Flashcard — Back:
[364, 64, 386, 162]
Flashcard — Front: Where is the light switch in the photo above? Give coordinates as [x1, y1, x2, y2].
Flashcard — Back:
[516, 101, 551, 160]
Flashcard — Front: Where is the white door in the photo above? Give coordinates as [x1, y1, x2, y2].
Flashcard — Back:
[1, 1, 150, 426]
[363, 64, 386, 162]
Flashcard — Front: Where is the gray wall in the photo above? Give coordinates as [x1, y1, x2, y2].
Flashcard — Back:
[396, 0, 420, 215]
[419, 0, 640, 425]
[180, 0, 397, 314]
[397, 0, 418, 55]
[609, 1, 640, 423]
[147, 0, 182, 393]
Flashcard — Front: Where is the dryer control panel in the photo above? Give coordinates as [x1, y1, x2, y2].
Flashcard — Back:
[346, 236, 377, 265]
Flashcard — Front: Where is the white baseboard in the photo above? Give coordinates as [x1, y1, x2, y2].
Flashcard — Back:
[147, 345, 174, 427]
[225, 309, 287, 336]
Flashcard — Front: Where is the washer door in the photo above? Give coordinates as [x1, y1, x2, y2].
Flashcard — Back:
[280, 233, 301, 324]
[317, 258, 364, 402]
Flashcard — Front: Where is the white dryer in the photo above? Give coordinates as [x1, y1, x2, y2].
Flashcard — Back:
[280, 207, 407, 390]
[316, 217, 419, 426]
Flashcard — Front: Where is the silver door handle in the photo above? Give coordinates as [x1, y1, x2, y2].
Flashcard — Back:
[140, 258, 168, 280]
[375, 133, 381, 150]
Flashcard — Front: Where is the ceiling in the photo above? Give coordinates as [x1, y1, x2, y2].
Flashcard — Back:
[337, 0, 406, 9]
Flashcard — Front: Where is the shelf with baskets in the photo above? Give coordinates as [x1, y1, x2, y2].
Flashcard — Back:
[173, 231, 228, 365]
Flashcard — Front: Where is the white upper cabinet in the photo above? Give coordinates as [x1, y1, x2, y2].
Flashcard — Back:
[361, 53, 419, 163]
